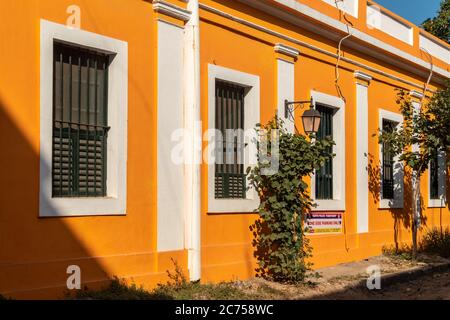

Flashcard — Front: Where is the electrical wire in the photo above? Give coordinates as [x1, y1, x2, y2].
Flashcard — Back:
[420, 47, 434, 103]
[334, 0, 353, 102]
[334, 0, 350, 252]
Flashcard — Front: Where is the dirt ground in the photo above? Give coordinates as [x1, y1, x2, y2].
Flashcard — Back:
[73, 253, 449, 300]
[326, 269, 450, 300]
[229, 254, 450, 300]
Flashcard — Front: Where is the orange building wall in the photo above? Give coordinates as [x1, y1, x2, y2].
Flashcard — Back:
[0, 0, 449, 298]
[199, 0, 450, 282]
[0, 0, 188, 299]
[199, 17, 275, 282]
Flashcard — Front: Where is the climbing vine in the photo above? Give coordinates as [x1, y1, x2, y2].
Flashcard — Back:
[247, 117, 335, 283]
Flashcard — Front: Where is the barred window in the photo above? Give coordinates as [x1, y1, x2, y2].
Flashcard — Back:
[214, 80, 246, 199]
[382, 119, 396, 200]
[315, 105, 334, 200]
[52, 42, 111, 198]
[430, 153, 439, 200]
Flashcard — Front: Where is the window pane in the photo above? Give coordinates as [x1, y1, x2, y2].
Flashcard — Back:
[52, 42, 110, 198]
[214, 80, 246, 199]
[315, 105, 333, 200]
[430, 153, 439, 199]
[382, 119, 395, 200]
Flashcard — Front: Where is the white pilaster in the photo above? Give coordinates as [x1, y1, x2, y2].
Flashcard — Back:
[277, 59, 295, 132]
[275, 44, 298, 133]
[157, 20, 185, 252]
[355, 71, 371, 233]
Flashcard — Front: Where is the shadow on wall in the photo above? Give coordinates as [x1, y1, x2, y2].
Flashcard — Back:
[367, 153, 429, 252]
[0, 96, 109, 299]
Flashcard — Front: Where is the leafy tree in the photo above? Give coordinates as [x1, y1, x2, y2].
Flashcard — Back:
[247, 117, 334, 283]
[378, 82, 450, 258]
[421, 0, 450, 43]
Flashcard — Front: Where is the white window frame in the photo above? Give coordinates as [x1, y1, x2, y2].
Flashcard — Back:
[378, 109, 404, 209]
[207, 64, 260, 213]
[428, 151, 447, 208]
[39, 19, 128, 217]
[310, 91, 346, 211]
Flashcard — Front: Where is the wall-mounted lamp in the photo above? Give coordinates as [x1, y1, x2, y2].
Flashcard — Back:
[284, 97, 322, 135]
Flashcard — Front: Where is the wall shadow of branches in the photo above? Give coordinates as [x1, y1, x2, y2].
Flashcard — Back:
[367, 152, 427, 253]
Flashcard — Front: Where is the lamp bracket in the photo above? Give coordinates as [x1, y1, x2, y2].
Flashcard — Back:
[284, 98, 315, 120]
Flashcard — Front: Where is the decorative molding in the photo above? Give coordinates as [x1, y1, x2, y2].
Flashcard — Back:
[409, 90, 424, 100]
[367, 4, 413, 45]
[322, 0, 358, 18]
[228, 0, 449, 83]
[200, 3, 441, 90]
[354, 71, 372, 83]
[153, 0, 192, 22]
[274, 43, 300, 58]
[420, 33, 450, 63]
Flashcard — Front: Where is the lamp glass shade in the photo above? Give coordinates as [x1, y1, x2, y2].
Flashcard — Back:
[301, 108, 322, 135]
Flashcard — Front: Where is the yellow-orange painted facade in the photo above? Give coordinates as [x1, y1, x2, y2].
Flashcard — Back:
[0, 0, 449, 298]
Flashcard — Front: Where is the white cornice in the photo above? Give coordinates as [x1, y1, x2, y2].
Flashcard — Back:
[153, 0, 192, 22]
[234, 0, 449, 82]
[354, 71, 372, 82]
[409, 90, 424, 100]
[200, 3, 438, 92]
[274, 43, 300, 57]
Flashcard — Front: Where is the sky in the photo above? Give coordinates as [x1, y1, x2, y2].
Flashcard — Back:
[374, 0, 441, 26]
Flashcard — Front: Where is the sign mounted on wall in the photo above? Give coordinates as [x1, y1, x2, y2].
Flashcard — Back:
[306, 212, 343, 234]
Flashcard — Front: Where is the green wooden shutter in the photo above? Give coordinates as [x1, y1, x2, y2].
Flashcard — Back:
[52, 43, 110, 198]
[315, 105, 333, 200]
[215, 81, 246, 199]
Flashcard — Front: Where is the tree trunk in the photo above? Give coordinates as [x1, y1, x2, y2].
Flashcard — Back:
[411, 174, 421, 259]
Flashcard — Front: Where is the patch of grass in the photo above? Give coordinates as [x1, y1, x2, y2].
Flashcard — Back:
[73, 278, 247, 300]
[382, 245, 414, 261]
[73, 259, 249, 300]
[70, 258, 329, 300]
[154, 281, 248, 300]
[383, 228, 450, 260]
[74, 277, 171, 300]
[420, 228, 450, 258]
[152, 258, 247, 300]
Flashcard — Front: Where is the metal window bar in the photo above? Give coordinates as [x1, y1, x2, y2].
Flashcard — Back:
[430, 153, 439, 199]
[382, 120, 395, 200]
[52, 42, 110, 198]
[315, 105, 333, 200]
[214, 81, 246, 199]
